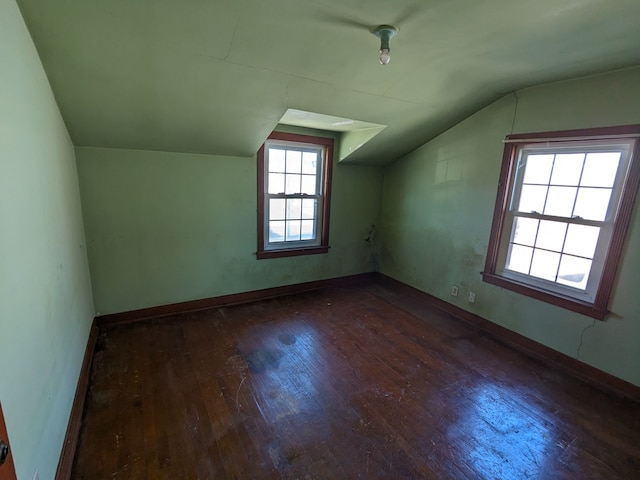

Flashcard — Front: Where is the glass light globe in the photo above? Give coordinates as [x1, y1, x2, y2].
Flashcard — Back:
[379, 48, 391, 65]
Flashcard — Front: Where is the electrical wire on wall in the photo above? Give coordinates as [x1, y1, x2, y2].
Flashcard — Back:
[510, 91, 519, 135]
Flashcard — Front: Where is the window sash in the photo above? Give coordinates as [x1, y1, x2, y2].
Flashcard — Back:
[264, 193, 323, 249]
[265, 142, 324, 195]
[510, 143, 630, 220]
[497, 211, 613, 302]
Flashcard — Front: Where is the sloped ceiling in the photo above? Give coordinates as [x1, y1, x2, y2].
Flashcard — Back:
[16, 0, 640, 165]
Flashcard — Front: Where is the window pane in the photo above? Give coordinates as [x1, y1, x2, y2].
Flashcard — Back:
[269, 149, 286, 172]
[564, 224, 600, 258]
[286, 220, 301, 241]
[517, 185, 547, 213]
[544, 186, 577, 218]
[286, 150, 302, 173]
[573, 187, 612, 221]
[581, 152, 620, 188]
[301, 220, 315, 240]
[550, 153, 584, 186]
[286, 198, 302, 220]
[269, 199, 285, 220]
[512, 216, 538, 247]
[302, 198, 316, 219]
[557, 255, 592, 290]
[268, 173, 285, 194]
[535, 220, 567, 252]
[301, 174, 316, 195]
[302, 152, 318, 174]
[506, 244, 533, 274]
[269, 221, 285, 242]
[530, 249, 560, 282]
[285, 174, 301, 194]
[523, 154, 554, 184]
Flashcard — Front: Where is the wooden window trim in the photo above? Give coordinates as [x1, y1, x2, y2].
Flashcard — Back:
[257, 131, 334, 260]
[482, 125, 640, 320]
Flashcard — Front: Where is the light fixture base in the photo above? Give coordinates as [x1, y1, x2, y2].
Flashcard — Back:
[374, 25, 398, 41]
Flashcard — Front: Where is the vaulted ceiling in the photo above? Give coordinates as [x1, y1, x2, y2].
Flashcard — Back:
[17, 0, 640, 165]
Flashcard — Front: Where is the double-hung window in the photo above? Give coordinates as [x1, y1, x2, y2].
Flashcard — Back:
[257, 132, 334, 259]
[483, 126, 640, 319]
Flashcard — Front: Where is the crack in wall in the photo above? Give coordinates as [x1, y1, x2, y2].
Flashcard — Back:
[576, 318, 597, 359]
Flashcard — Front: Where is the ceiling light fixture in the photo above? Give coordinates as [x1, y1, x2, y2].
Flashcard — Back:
[374, 25, 398, 65]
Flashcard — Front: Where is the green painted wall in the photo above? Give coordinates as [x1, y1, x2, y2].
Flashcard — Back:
[0, 1, 95, 479]
[380, 66, 640, 387]
[76, 143, 383, 315]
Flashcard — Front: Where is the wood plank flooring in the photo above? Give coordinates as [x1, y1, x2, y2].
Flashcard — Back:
[72, 280, 640, 479]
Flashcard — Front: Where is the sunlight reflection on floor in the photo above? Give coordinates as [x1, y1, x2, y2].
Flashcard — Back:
[249, 323, 324, 423]
[451, 382, 559, 479]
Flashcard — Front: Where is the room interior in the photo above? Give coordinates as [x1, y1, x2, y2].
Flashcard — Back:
[1, 0, 639, 478]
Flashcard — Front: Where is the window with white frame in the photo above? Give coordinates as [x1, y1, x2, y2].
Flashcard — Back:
[483, 126, 640, 319]
[257, 132, 333, 259]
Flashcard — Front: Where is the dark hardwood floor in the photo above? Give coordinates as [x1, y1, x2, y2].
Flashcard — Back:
[72, 280, 640, 479]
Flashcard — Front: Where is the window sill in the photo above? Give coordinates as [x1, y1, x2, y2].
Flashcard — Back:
[257, 246, 329, 260]
[481, 272, 608, 320]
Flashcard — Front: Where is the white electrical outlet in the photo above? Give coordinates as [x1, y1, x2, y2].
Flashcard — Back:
[468, 291, 476, 303]
[451, 285, 459, 297]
